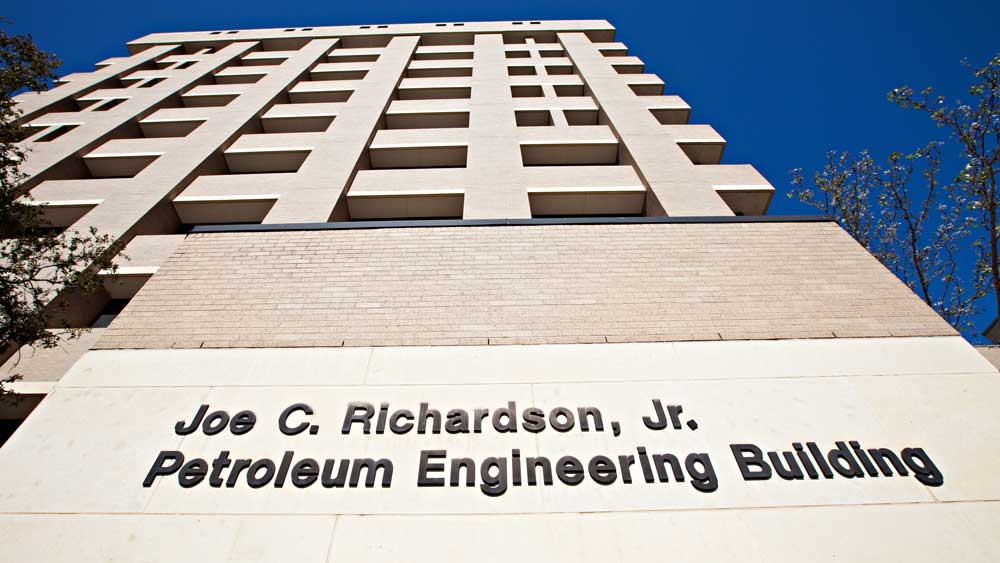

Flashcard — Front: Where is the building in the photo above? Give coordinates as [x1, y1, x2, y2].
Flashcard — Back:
[983, 317, 1000, 345]
[1, 19, 999, 562]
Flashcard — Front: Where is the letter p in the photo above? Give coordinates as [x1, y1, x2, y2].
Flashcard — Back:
[143, 451, 185, 487]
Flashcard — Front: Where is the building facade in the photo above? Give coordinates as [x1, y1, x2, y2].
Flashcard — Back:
[2, 19, 1000, 562]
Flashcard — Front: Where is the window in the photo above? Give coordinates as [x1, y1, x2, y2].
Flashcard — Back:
[521, 141, 620, 166]
[92, 98, 127, 112]
[396, 85, 471, 100]
[508, 66, 537, 76]
[32, 124, 78, 142]
[385, 111, 470, 130]
[138, 77, 166, 88]
[564, 109, 599, 126]
[369, 145, 468, 169]
[511, 85, 544, 98]
[413, 51, 472, 61]
[406, 66, 472, 79]
[629, 83, 663, 96]
[92, 299, 130, 328]
[515, 110, 552, 127]
[553, 84, 584, 97]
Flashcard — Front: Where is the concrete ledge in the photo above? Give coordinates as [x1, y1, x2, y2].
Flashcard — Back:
[190, 214, 832, 233]
[72, 336, 997, 388]
[6, 381, 56, 395]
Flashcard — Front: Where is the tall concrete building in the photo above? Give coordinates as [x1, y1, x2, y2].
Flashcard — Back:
[2, 20, 1000, 562]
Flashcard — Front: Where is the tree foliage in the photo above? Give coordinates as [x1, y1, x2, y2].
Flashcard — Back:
[791, 144, 986, 334]
[792, 53, 1000, 338]
[889, 54, 1000, 323]
[1, 23, 121, 400]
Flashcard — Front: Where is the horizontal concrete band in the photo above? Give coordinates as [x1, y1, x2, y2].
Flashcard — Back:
[1, 336, 998, 517]
[5, 503, 1000, 563]
[4, 339, 998, 561]
[63, 336, 1000, 388]
[189, 214, 832, 234]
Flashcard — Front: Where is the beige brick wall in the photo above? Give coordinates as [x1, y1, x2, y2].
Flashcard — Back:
[94, 221, 955, 349]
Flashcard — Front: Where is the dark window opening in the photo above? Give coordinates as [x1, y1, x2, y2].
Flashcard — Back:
[515, 110, 553, 127]
[138, 77, 166, 88]
[32, 124, 78, 143]
[93, 98, 127, 112]
[510, 85, 544, 98]
[508, 66, 537, 76]
[91, 299, 131, 328]
[554, 84, 584, 97]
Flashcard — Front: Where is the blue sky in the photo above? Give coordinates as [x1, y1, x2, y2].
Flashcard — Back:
[6, 0, 1000, 336]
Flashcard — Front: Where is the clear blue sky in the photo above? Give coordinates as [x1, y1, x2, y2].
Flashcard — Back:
[6, 0, 1000, 336]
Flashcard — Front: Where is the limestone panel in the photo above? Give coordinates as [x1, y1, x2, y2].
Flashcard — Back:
[0, 361, 997, 514]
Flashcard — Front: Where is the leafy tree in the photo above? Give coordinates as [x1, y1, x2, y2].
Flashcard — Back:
[1, 23, 121, 401]
[791, 143, 986, 334]
[889, 54, 1000, 327]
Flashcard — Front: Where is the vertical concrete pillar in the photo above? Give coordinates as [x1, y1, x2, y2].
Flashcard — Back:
[17, 43, 258, 184]
[14, 44, 179, 123]
[463, 34, 532, 219]
[559, 32, 734, 216]
[265, 36, 420, 223]
[70, 39, 337, 240]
